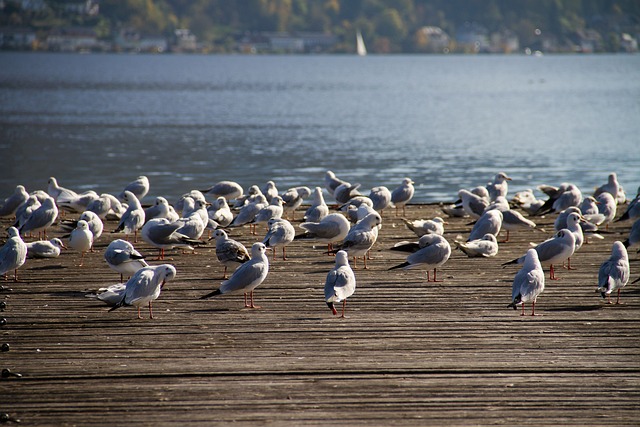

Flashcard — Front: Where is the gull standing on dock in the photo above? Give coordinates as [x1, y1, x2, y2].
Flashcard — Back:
[0, 227, 27, 282]
[118, 176, 150, 202]
[368, 186, 392, 213]
[467, 209, 503, 242]
[208, 196, 234, 227]
[109, 264, 176, 319]
[457, 189, 489, 219]
[325, 250, 356, 318]
[210, 229, 249, 279]
[113, 191, 145, 242]
[593, 172, 620, 200]
[304, 187, 329, 223]
[331, 212, 381, 269]
[0, 185, 29, 218]
[503, 229, 576, 280]
[141, 218, 203, 260]
[104, 239, 148, 282]
[19, 196, 58, 240]
[263, 218, 295, 261]
[596, 241, 630, 305]
[200, 242, 269, 309]
[486, 172, 512, 202]
[325, 171, 347, 196]
[389, 234, 451, 282]
[298, 212, 351, 254]
[68, 220, 93, 267]
[597, 192, 617, 229]
[508, 249, 545, 316]
[391, 178, 415, 216]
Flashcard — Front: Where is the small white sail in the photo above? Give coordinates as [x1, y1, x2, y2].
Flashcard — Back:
[356, 30, 367, 56]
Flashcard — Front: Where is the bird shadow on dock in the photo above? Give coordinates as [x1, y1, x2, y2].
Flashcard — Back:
[28, 264, 67, 271]
[544, 305, 602, 312]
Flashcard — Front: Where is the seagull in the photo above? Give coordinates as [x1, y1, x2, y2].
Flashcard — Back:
[104, 239, 148, 282]
[0, 185, 29, 218]
[102, 193, 127, 219]
[616, 186, 640, 222]
[324, 170, 347, 196]
[175, 211, 206, 242]
[144, 197, 175, 223]
[486, 172, 512, 202]
[594, 172, 620, 200]
[68, 220, 93, 267]
[455, 233, 499, 258]
[281, 186, 311, 220]
[507, 249, 545, 316]
[0, 227, 27, 282]
[47, 177, 78, 204]
[200, 242, 269, 309]
[334, 182, 362, 204]
[535, 183, 582, 215]
[261, 180, 279, 203]
[209, 229, 249, 279]
[596, 241, 630, 305]
[331, 212, 381, 269]
[304, 187, 329, 223]
[207, 197, 234, 227]
[564, 211, 585, 270]
[368, 186, 392, 212]
[325, 250, 356, 318]
[597, 192, 617, 229]
[580, 196, 600, 216]
[486, 197, 536, 242]
[391, 178, 415, 216]
[467, 209, 503, 242]
[341, 197, 374, 222]
[402, 216, 446, 237]
[113, 191, 145, 242]
[175, 190, 206, 214]
[458, 189, 489, 220]
[297, 212, 351, 254]
[253, 195, 284, 229]
[109, 264, 177, 319]
[503, 229, 576, 280]
[60, 211, 103, 251]
[57, 190, 99, 214]
[19, 196, 58, 240]
[388, 234, 451, 282]
[141, 218, 203, 260]
[13, 195, 41, 231]
[262, 218, 295, 261]
[118, 176, 150, 202]
[26, 238, 65, 259]
[510, 189, 545, 216]
[229, 194, 268, 234]
[85, 193, 113, 220]
[200, 180, 244, 201]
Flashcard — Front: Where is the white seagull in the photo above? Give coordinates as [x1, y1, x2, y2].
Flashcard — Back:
[455, 233, 499, 258]
[503, 229, 576, 280]
[402, 216, 446, 237]
[391, 178, 415, 216]
[210, 229, 250, 279]
[118, 175, 150, 202]
[26, 238, 65, 259]
[262, 218, 295, 261]
[298, 212, 351, 254]
[303, 187, 329, 223]
[200, 242, 269, 309]
[68, 219, 93, 267]
[109, 264, 177, 319]
[388, 234, 451, 282]
[508, 249, 545, 316]
[19, 196, 58, 240]
[324, 250, 356, 318]
[0, 227, 27, 281]
[200, 180, 244, 201]
[331, 212, 381, 269]
[104, 239, 148, 282]
[113, 190, 145, 242]
[0, 185, 29, 218]
[596, 241, 630, 305]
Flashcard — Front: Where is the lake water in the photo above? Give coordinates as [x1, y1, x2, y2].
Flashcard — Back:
[1, 52, 638, 204]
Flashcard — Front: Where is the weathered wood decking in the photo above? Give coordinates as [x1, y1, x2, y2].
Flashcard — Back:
[2, 204, 639, 425]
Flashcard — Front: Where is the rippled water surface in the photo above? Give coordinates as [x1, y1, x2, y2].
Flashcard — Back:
[1, 52, 638, 203]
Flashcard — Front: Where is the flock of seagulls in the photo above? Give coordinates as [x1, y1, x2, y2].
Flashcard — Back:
[0, 171, 638, 319]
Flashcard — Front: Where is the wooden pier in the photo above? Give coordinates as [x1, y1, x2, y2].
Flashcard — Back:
[2, 203, 639, 425]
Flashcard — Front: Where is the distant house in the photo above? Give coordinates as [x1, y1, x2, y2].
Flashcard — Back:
[0, 27, 37, 50]
[620, 33, 638, 52]
[416, 26, 451, 53]
[569, 29, 603, 53]
[455, 22, 490, 53]
[173, 29, 197, 52]
[46, 27, 104, 52]
[114, 29, 168, 53]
